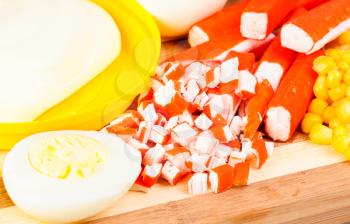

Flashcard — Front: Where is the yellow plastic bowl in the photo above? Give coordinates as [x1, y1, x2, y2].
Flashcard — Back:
[0, 0, 161, 150]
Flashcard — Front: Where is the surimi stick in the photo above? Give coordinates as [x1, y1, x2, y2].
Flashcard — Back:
[243, 80, 274, 139]
[242, 8, 307, 139]
[233, 161, 250, 186]
[188, 173, 208, 195]
[241, 0, 297, 40]
[281, 0, 350, 54]
[265, 51, 322, 141]
[209, 164, 234, 193]
[188, 0, 249, 47]
[296, 0, 329, 10]
[168, 34, 274, 64]
[142, 163, 163, 188]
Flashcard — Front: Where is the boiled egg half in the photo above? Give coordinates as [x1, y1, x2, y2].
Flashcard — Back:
[3, 131, 141, 223]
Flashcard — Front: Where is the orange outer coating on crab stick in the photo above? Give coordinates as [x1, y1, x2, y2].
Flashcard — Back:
[296, 0, 329, 10]
[251, 132, 268, 169]
[243, 80, 274, 139]
[211, 164, 235, 193]
[241, 0, 297, 39]
[265, 51, 322, 141]
[188, 0, 249, 46]
[165, 93, 189, 117]
[224, 51, 256, 71]
[233, 161, 250, 186]
[282, 0, 350, 53]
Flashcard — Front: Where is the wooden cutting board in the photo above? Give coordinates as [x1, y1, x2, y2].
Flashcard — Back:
[0, 41, 349, 224]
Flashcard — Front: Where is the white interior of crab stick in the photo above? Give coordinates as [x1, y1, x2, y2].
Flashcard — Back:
[280, 24, 314, 53]
[231, 33, 275, 55]
[265, 106, 291, 141]
[240, 12, 268, 40]
[188, 26, 210, 47]
[254, 61, 284, 91]
[282, 18, 350, 54]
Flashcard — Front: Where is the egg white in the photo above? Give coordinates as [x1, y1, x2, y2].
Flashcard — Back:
[3, 131, 141, 223]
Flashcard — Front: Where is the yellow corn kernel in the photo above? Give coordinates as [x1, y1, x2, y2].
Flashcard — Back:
[332, 98, 346, 108]
[326, 69, 342, 88]
[322, 106, 336, 124]
[333, 125, 349, 137]
[313, 76, 328, 100]
[328, 84, 347, 102]
[301, 113, 323, 134]
[313, 56, 337, 76]
[329, 118, 344, 129]
[308, 98, 328, 115]
[342, 51, 350, 65]
[309, 124, 333, 145]
[338, 61, 350, 72]
[325, 48, 343, 62]
[335, 98, 350, 123]
[343, 69, 350, 84]
[338, 30, 350, 45]
[332, 134, 350, 153]
[347, 85, 350, 98]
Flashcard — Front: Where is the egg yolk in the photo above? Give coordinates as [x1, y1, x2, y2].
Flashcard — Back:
[28, 134, 107, 179]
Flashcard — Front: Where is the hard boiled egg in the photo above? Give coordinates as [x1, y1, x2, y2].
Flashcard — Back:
[3, 131, 141, 223]
[137, 0, 228, 38]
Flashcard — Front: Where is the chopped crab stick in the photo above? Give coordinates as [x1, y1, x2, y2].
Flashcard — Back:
[192, 131, 218, 155]
[265, 51, 322, 141]
[241, 0, 297, 40]
[186, 153, 210, 172]
[209, 164, 235, 193]
[128, 138, 149, 158]
[188, 0, 249, 47]
[188, 173, 208, 195]
[149, 125, 170, 145]
[168, 34, 273, 63]
[142, 163, 163, 188]
[165, 147, 191, 172]
[250, 132, 269, 169]
[161, 161, 187, 185]
[207, 156, 227, 170]
[210, 124, 234, 143]
[281, 0, 350, 54]
[243, 80, 274, 139]
[131, 176, 151, 193]
[233, 161, 250, 186]
[142, 144, 166, 166]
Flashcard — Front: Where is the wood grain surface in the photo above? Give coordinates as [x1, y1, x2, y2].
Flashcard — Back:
[88, 162, 350, 224]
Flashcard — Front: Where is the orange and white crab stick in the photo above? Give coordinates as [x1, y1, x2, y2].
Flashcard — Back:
[233, 161, 250, 186]
[161, 161, 187, 185]
[188, 0, 249, 47]
[265, 51, 322, 141]
[209, 164, 234, 193]
[243, 80, 274, 139]
[241, 0, 297, 40]
[188, 173, 208, 195]
[142, 163, 163, 188]
[281, 0, 350, 54]
[165, 147, 191, 172]
[168, 34, 274, 63]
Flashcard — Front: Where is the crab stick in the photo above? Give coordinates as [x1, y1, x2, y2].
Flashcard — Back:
[265, 51, 322, 141]
[249, 132, 269, 169]
[186, 153, 210, 172]
[192, 131, 218, 155]
[209, 164, 235, 193]
[188, 173, 208, 195]
[142, 163, 163, 188]
[149, 125, 170, 145]
[161, 161, 187, 185]
[142, 144, 166, 166]
[281, 0, 350, 54]
[242, 80, 274, 139]
[241, 0, 297, 40]
[188, 0, 249, 47]
[233, 161, 250, 186]
[168, 34, 273, 64]
[165, 147, 191, 172]
[297, 0, 329, 10]
[128, 138, 149, 158]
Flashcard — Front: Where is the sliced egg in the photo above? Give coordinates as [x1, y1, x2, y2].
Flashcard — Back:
[3, 131, 141, 223]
